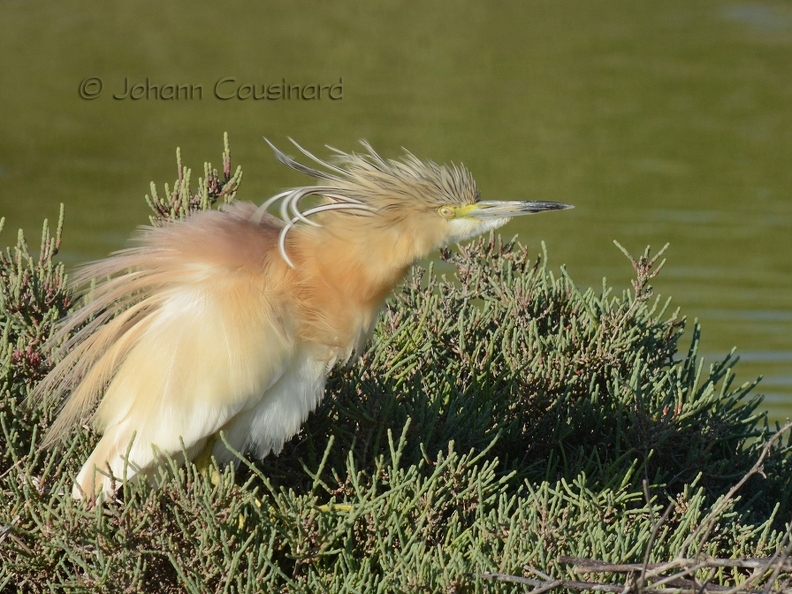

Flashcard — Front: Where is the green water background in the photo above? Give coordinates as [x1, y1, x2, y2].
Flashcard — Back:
[1, 1, 790, 421]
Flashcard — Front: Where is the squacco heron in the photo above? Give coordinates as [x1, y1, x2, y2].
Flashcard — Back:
[35, 139, 572, 498]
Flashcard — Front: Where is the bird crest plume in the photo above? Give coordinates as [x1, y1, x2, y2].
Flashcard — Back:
[259, 138, 481, 267]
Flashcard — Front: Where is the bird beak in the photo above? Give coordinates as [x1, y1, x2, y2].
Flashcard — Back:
[466, 200, 574, 220]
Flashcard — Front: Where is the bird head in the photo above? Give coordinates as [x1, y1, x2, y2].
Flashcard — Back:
[262, 139, 573, 268]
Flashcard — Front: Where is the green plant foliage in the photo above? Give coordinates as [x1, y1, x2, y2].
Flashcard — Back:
[145, 132, 242, 225]
[1, 138, 790, 592]
[0, 207, 70, 477]
[306, 239, 785, 507]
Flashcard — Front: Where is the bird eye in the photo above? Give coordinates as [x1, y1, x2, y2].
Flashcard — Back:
[438, 206, 455, 219]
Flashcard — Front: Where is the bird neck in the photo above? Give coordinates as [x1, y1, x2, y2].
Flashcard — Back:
[284, 226, 416, 360]
[295, 226, 414, 307]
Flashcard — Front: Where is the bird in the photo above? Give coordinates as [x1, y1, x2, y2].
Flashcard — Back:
[33, 139, 573, 499]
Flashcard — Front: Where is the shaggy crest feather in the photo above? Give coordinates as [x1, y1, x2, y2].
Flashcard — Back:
[261, 138, 481, 267]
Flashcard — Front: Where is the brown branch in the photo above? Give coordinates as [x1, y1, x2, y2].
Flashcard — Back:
[477, 570, 738, 593]
[560, 557, 792, 574]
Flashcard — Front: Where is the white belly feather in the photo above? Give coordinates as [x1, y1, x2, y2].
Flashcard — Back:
[210, 351, 332, 463]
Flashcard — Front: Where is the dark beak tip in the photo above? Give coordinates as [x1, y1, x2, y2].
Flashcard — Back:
[532, 201, 574, 212]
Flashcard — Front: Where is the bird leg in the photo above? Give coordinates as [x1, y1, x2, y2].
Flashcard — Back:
[192, 434, 224, 486]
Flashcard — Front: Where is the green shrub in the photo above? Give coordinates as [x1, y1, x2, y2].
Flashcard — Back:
[1, 138, 790, 593]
